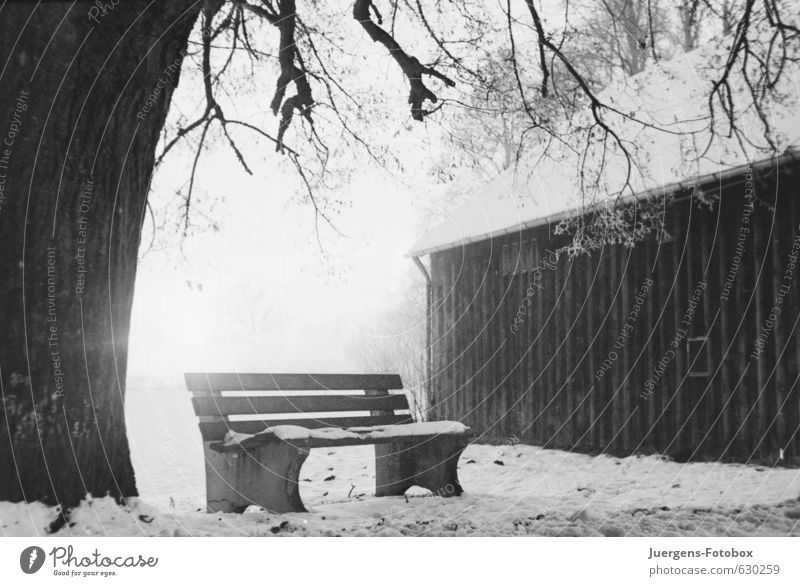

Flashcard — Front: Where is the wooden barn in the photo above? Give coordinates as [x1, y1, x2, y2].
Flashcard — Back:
[409, 148, 800, 464]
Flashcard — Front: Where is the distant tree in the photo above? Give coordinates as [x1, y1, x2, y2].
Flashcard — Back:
[430, 50, 533, 181]
[568, 0, 670, 79]
[226, 283, 280, 343]
[713, 0, 744, 35]
[348, 278, 429, 422]
[677, 0, 706, 51]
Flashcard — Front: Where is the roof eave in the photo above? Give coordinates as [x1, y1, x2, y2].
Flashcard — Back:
[407, 147, 800, 258]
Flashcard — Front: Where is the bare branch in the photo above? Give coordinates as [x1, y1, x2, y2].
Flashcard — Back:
[522, 0, 549, 97]
[263, 0, 313, 152]
[230, 0, 278, 24]
[353, 0, 455, 121]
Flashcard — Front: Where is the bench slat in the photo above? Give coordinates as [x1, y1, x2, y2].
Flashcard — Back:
[198, 414, 413, 441]
[191, 394, 409, 417]
[185, 372, 403, 393]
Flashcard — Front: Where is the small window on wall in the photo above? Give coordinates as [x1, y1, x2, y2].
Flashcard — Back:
[524, 239, 536, 271]
[501, 243, 513, 276]
[687, 336, 711, 377]
[501, 238, 537, 276]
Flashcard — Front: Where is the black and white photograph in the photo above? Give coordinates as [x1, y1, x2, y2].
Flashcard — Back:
[1, 0, 799, 582]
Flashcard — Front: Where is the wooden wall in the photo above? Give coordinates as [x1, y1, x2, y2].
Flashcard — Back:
[427, 163, 800, 464]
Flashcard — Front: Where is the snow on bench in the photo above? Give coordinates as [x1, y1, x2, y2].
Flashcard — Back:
[218, 421, 470, 450]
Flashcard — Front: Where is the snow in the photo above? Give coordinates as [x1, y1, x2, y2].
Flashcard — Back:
[409, 36, 800, 257]
[220, 421, 469, 449]
[3, 443, 799, 536]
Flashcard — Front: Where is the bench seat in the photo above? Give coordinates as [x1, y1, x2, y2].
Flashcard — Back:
[213, 421, 472, 451]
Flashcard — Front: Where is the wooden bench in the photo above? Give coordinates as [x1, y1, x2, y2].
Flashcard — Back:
[185, 372, 473, 513]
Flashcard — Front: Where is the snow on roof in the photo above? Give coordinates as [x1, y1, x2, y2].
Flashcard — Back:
[410, 37, 800, 257]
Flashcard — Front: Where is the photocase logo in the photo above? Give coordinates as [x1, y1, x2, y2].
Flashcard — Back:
[20, 546, 46, 574]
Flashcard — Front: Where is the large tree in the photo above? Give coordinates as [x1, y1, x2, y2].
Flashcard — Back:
[0, 0, 797, 525]
[0, 1, 202, 518]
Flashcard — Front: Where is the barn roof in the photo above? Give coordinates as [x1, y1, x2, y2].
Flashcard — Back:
[409, 38, 800, 258]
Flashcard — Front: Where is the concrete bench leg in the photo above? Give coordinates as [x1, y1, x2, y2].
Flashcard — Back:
[375, 443, 415, 496]
[410, 436, 469, 497]
[204, 443, 250, 513]
[375, 436, 469, 498]
[204, 441, 310, 514]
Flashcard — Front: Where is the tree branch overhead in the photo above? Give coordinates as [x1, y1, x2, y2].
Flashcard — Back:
[353, 0, 455, 121]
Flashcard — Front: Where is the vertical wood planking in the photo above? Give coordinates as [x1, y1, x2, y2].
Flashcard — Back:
[620, 246, 632, 451]
[670, 203, 685, 455]
[428, 253, 443, 419]
[788, 188, 800, 462]
[534, 239, 545, 444]
[699, 213, 716, 454]
[607, 245, 620, 452]
[487, 239, 499, 439]
[524, 237, 536, 443]
[586, 248, 598, 448]
[734, 197, 751, 458]
[753, 203, 768, 458]
[643, 235, 657, 450]
[770, 203, 785, 458]
[716, 198, 733, 455]
[562, 255, 574, 448]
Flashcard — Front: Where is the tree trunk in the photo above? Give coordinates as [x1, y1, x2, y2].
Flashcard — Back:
[0, 2, 201, 509]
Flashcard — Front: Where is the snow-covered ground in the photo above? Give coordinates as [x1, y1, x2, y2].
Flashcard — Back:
[3, 386, 798, 536]
[2, 442, 800, 537]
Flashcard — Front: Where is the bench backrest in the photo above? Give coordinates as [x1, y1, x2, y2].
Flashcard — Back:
[185, 373, 412, 442]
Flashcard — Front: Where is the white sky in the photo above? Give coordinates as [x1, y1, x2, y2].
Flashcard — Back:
[127, 135, 436, 380]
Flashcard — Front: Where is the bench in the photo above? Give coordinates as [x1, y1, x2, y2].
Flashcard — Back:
[185, 372, 473, 513]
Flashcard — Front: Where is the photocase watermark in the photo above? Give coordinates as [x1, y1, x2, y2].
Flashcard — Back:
[75, 177, 94, 296]
[510, 249, 560, 334]
[46, 545, 158, 578]
[594, 277, 653, 382]
[87, 0, 120, 24]
[137, 49, 187, 121]
[46, 247, 65, 398]
[0, 87, 30, 219]
[641, 280, 706, 400]
[19, 546, 46, 575]
[721, 178, 755, 303]
[750, 224, 800, 360]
